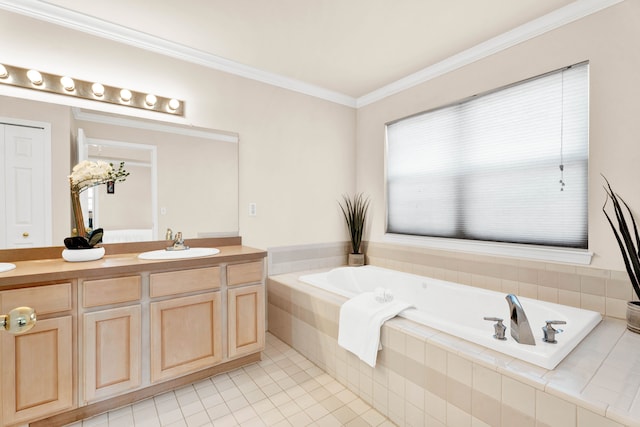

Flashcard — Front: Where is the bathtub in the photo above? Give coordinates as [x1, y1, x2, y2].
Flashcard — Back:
[299, 265, 602, 369]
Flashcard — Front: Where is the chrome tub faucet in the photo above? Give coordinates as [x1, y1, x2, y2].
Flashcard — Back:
[505, 294, 536, 345]
[542, 320, 566, 344]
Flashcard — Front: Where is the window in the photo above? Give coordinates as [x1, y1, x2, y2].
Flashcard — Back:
[386, 62, 589, 251]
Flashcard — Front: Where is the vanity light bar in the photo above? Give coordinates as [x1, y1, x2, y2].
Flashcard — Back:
[0, 63, 184, 116]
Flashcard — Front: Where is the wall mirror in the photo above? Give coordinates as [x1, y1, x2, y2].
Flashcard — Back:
[0, 94, 239, 249]
[78, 129, 158, 243]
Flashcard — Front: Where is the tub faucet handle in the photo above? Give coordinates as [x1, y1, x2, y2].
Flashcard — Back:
[484, 317, 507, 341]
[542, 320, 566, 344]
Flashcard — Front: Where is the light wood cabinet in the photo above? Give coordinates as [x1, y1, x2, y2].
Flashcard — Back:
[0, 248, 266, 426]
[150, 267, 220, 298]
[150, 292, 222, 383]
[81, 276, 142, 403]
[83, 305, 142, 402]
[83, 276, 141, 308]
[0, 283, 74, 426]
[1, 316, 73, 426]
[227, 261, 263, 287]
[228, 284, 265, 359]
[1, 282, 72, 314]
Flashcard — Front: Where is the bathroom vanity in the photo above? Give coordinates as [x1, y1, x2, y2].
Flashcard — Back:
[0, 237, 265, 427]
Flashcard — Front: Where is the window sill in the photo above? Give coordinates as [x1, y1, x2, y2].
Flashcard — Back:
[381, 233, 593, 265]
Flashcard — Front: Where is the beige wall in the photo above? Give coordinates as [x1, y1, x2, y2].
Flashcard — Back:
[0, 9, 356, 250]
[2, 3, 635, 270]
[357, 1, 640, 272]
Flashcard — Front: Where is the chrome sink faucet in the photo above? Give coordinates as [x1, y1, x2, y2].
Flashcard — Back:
[166, 231, 189, 251]
[505, 294, 536, 345]
[173, 232, 185, 249]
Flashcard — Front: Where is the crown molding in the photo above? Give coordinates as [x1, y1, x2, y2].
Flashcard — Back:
[0, 0, 357, 108]
[356, 0, 623, 107]
[0, 0, 623, 109]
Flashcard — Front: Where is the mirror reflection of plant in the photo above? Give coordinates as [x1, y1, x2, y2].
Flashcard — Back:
[602, 175, 640, 301]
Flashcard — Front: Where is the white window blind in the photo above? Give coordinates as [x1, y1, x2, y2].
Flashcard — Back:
[386, 62, 589, 249]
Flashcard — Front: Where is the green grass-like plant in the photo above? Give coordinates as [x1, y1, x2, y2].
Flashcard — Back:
[339, 193, 370, 255]
[602, 176, 640, 300]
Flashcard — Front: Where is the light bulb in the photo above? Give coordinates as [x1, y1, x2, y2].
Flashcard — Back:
[0, 64, 7, 79]
[92, 82, 105, 97]
[27, 69, 43, 85]
[120, 89, 132, 102]
[60, 76, 75, 91]
[145, 93, 157, 107]
[168, 98, 180, 111]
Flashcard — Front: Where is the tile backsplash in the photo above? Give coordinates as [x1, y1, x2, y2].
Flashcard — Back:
[267, 242, 350, 275]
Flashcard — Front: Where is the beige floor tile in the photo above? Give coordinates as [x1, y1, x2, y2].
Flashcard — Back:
[66, 333, 393, 427]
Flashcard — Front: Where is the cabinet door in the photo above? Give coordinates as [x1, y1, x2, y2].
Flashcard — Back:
[228, 284, 265, 359]
[83, 305, 142, 402]
[1, 316, 73, 426]
[150, 292, 222, 383]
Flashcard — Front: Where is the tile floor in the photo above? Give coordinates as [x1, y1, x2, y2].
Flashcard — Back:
[65, 333, 394, 427]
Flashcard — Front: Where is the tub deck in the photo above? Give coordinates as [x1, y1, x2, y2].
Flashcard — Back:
[299, 266, 602, 370]
[268, 269, 640, 427]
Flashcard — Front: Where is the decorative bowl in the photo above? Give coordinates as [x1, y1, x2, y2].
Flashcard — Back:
[62, 247, 105, 262]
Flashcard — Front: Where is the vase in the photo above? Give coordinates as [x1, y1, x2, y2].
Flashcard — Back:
[70, 189, 87, 237]
[626, 301, 640, 333]
[62, 247, 105, 262]
[348, 253, 365, 266]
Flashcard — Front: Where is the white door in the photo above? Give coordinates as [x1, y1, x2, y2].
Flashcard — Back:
[1, 122, 50, 248]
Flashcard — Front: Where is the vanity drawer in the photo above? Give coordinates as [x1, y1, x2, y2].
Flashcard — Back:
[150, 267, 221, 298]
[227, 261, 264, 287]
[1, 283, 72, 315]
[83, 276, 142, 308]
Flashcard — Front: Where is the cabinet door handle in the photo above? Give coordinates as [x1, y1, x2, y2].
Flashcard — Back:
[0, 307, 37, 334]
[22, 232, 29, 237]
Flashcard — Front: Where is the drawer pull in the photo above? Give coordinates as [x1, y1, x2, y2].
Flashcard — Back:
[22, 232, 29, 237]
[0, 306, 37, 334]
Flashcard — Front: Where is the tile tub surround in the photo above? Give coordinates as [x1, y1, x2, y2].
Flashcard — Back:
[268, 272, 640, 427]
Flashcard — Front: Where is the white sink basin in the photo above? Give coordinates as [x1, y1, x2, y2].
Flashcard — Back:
[0, 263, 16, 273]
[138, 247, 220, 260]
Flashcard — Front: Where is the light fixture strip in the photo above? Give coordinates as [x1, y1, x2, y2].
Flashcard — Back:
[0, 64, 184, 116]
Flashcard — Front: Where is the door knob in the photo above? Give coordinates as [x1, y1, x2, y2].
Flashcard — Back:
[0, 307, 37, 334]
[22, 232, 29, 237]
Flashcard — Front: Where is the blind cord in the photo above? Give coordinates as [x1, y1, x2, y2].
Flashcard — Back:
[559, 71, 566, 191]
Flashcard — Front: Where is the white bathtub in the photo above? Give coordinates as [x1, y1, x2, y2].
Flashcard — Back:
[299, 265, 602, 369]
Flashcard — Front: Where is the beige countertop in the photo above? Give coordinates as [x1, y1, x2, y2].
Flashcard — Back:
[0, 244, 266, 288]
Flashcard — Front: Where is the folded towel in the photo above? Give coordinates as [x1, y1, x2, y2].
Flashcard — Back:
[338, 292, 412, 367]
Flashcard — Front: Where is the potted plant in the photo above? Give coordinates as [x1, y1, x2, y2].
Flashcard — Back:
[339, 193, 370, 266]
[602, 176, 640, 333]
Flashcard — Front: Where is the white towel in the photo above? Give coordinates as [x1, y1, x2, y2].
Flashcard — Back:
[338, 292, 412, 367]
